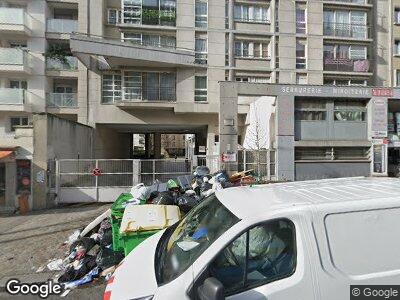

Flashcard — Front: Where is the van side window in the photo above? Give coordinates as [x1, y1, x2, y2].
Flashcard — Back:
[209, 219, 296, 296]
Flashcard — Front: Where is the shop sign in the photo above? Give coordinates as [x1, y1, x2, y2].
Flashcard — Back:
[371, 98, 388, 138]
[221, 153, 236, 162]
[372, 88, 393, 97]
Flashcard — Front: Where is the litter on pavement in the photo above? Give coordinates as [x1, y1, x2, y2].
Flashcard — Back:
[39, 166, 257, 293]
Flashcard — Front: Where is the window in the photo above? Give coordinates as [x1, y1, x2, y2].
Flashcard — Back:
[195, 76, 207, 102]
[122, 0, 176, 26]
[108, 8, 121, 24]
[234, 41, 269, 59]
[10, 80, 27, 90]
[296, 74, 307, 84]
[395, 40, 400, 56]
[102, 73, 122, 103]
[195, 0, 208, 28]
[397, 70, 400, 86]
[323, 44, 369, 72]
[10, 117, 28, 132]
[323, 78, 367, 86]
[395, 8, 400, 24]
[295, 147, 369, 161]
[296, 39, 306, 69]
[334, 100, 366, 121]
[195, 37, 208, 64]
[323, 10, 367, 38]
[209, 219, 296, 296]
[234, 5, 268, 23]
[295, 100, 326, 121]
[296, 4, 306, 34]
[235, 76, 270, 83]
[123, 32, 176, 48]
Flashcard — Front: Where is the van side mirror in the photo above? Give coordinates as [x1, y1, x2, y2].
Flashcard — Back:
[197, 277, 225, 300]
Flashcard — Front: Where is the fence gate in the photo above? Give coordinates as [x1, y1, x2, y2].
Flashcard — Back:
[55, 159, 192, 203]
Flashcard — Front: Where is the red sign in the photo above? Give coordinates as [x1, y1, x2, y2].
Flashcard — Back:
[372, 88, 393, 97]
[92, 168, 102, 176]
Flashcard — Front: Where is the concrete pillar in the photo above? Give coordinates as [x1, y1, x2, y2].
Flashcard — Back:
[154, 133, 161, 159]
[145, 134, 151, 158]
[275, 95, 295, 181]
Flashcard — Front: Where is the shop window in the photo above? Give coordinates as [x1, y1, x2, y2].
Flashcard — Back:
[334, 100, 366, 122]
[195, 76, 207, 102]
[209, 219, 296, 296]
[295, 100, 326, 121]
[10, 117, 28, 132]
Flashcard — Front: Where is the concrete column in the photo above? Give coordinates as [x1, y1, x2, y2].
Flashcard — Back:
[275, 95, 295, 181]
[154, 133, 161, 159]
[145, 134, 151, 158]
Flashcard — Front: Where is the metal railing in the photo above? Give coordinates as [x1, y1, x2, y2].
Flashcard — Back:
[46, 19, 78, 33]
[47, 93, 78, 108]
[234, 17, 270, 24]
[323, 0, 369, 4]
[120, 87, 176, 102]
[46, 57, 78, 70]
[323, 22, 370, 39]
[0, 88, 25, 105]
[323, 57, 371, 72]
[0, 48, 30, 67]
[0, 7, 30, 28]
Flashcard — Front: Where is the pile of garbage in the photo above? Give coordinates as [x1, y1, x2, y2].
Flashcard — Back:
[41, 167, 256, 294]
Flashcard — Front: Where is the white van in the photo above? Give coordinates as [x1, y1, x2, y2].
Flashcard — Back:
[104, 177, 400, 300]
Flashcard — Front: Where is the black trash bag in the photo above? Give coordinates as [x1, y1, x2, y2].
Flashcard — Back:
[99, 228, 112, 247]
[58, 255, 97, 283]
[69, 237, 96, 254]
[96, 247, 125, 270]
[153, 191, 176, 205]
[147, 191, 160, 204]
[176, 194, 200, 214]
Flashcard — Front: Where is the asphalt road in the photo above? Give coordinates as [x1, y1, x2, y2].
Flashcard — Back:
[0, 203, 111, 300]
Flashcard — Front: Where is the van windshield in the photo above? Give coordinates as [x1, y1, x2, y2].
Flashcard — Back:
[156, 194, 240, 284]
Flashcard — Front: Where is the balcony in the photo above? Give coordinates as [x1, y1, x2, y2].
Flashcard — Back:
[323, 57, 372, 73]
[0, 48, 31, 73]
[322, 0, 371, 5]
[46, 57, 78, 71]
[323, 22, 371, 39]
[114, 87, 176, 109]
[46, 19, 78, 34]
[0, 88, 29, 111]
[46, 93, 77, 108]
[70, 33, 197, 69]
[0, 7, 31, 35]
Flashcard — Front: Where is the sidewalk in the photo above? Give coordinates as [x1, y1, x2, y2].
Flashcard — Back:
[0, 203, 110, 299]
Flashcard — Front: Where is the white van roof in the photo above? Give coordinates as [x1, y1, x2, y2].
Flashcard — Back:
[216, 177, 400, 219]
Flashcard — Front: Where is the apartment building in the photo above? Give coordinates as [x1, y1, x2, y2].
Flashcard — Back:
[0, 0, 397, 209]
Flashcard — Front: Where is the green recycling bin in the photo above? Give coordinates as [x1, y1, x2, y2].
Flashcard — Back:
[111, 193, 134, 252]
[121, 230, 160, 256]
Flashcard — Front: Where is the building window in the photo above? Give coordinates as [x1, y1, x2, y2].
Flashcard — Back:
[10, 117, 28, 132]
[195, 76, 207, 102]
[396, 70, 400, 86]
[295, 100, 326, 121]
[323, 78, 367, 86]
[395, 8, 400, 24]
[195, 37, 208, 64]
[334, 100, 366, 122]
[323, 44, 369, 72]
[234, 4, 269, 23]
[123, 32, 176, 48]
[10, 80, 27, 89]
[323, 10, 367, 39]
[108, 9, 121, 24]
[122, 0, 176, 26]
[296, 73, 307, 84]
[296, 4, 306, 34]
[234, 41, 269, 59]
[296, 39, 306, 69]
[295, 147, 369, 161]
[235, 76, 270, 83]
[102, 73, 122, 103]
[195, 0, 208, 28]
[395, 40, 400, 56]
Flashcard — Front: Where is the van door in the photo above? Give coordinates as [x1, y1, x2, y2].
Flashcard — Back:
[192, 217, 317, 300]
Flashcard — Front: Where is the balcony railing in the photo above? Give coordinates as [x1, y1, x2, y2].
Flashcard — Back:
[46, 19, 78, 34]
[47, 93, 77, 108]
[119, 88, 176, 102]
[323, 0, 370, 4]
[46, 57, 78, 71]
[323, 22, 370, 39]
[324, 57, 371, 72]
[0, 7, 30, 28]
[0, 88, 25, 105]
[0, 48, 30, 67]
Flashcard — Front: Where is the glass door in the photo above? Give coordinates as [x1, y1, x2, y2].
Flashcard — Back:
[372, 143, 388, 176]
